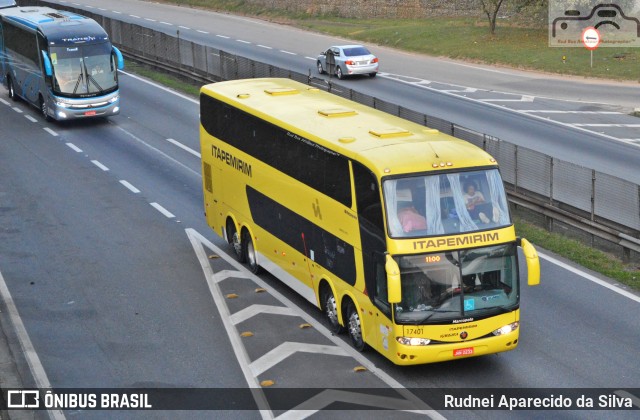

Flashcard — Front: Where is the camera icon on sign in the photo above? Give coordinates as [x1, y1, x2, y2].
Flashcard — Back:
[552, 3, 640, 39]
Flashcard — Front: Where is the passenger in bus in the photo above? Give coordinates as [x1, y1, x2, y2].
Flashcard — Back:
[397, 205, 427, 233]
[463, 181, 492, 224]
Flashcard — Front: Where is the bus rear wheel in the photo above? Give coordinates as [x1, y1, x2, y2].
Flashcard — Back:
[241, 229, 260, 274]
[322, 287, 344, 334]
[7, 77, 18, 102]
[226, 219, 245, 263]
[346, 301, 365, 352]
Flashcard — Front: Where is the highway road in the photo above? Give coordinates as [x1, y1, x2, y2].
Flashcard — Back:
[0, 1, 639, 419]
[1, 69, 639, 419]
[41, 0, 640, 185]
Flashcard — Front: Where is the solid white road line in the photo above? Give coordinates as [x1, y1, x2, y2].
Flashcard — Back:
[166, 138, 201, 158]
[119, 180, 141, 194]
[150, 202, 175, 218]
[0, 270, 66, 420]
[520, 110, 623, 114]
[538, 251, 640, 303]
[91, 160, 109, 171]
[65, 143, 83, 153]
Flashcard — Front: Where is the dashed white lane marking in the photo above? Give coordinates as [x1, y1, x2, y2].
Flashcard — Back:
[160, 21, 173, 26]
[112, 10, 122, 14]
[166, 138, 201, 158]
[0, 98, 9, 105]
[144, 18, 156, 22]
[197, 30, 209, 34]
[24, 115, 38, 123]
[216, 34, 230, 39]
[43, 127, 58, 137]
[12, 107, 22, 113]
[178, 25, 191, 30]
[91, 160, 110, 171]
[257, 45, 272, 49]
[150, 202, 175, 219]
[305, 56, 316, 61]
[480, 95, 534, 102]
[237, 39, 251, 44]
[0, 270, 66, 420]
[130, 14, 140, 18]
[66, 143, 83, 153]
[119, 180, 141, 194]
[280, 50, 296, 55]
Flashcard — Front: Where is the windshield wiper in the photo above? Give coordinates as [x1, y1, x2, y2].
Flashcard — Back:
[82, 60, 104, 92]
[72, 73, 83, 94]
[407, 309, 460, 325]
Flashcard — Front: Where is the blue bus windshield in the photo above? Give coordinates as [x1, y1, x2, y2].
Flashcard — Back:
[50, 42, 117, 96]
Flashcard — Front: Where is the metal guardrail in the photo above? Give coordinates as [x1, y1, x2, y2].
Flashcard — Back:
[28, 0, 640, 262]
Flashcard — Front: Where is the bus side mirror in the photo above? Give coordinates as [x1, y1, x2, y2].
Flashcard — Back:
[518, 238, 540, 286]
[112, 46, 124, 70]
[41, 51, 53, 77]
[385, 255, 402, 303]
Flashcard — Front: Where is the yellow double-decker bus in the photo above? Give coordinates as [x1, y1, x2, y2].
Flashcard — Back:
[200, 78, 540, 365]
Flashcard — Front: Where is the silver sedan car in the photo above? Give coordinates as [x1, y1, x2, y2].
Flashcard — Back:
[317, 45, 379, 79]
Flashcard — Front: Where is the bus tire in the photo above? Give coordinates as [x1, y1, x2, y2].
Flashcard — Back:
[346, 300, 366, 352]
[322, 286, 344, 334]
[226, 218, 245, 263]
[7, 77, 18, 102]
[242, 229, 261, 274]
[40, 96, 52, 122]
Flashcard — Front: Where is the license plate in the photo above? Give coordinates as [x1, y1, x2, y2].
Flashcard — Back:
[453, 347, 474, 357]
[84, 111, 97, 116]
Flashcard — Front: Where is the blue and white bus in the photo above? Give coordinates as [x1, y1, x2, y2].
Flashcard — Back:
[0, 6, 124, 120]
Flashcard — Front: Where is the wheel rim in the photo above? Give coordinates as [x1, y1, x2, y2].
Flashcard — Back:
[41, 100, 47, 118]
[337, 67, 343, 79]
[317, 62, 323, 74]
[348, 306, 363, 348]
[325, 294, 339, 328]
[232, 231, 242, 258]
[246, 238, 256, 268]
[8, 79, 14, 98]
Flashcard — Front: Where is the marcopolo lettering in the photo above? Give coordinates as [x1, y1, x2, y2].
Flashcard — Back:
[212, 145, 252, 177]
[412, 232, 499, 250]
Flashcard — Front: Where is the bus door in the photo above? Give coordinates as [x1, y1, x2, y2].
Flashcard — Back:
[202, 160, 224, 233]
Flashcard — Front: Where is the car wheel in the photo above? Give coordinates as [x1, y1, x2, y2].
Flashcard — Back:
[317, 61, 324, 74]
[336, 66, 344, 80]
[7, 76, 18, 101]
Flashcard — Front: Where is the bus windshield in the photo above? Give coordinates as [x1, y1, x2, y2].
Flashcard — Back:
[383, 169, 511, 238]
[394, 243, 518, 324]
[50, 42, 117, 96]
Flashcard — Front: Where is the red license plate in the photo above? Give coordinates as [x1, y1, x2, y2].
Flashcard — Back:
[84, 111, 97, 116]
[453, 347, 474, 357]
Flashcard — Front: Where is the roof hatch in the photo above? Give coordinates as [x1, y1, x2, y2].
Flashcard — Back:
[318, 108, 358, 118]
[369, 127, 412, 138]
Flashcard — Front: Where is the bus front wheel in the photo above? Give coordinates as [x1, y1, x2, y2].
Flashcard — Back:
[241, 229, 260, 274]
[226, 219, 245, 263]
[346, 301, 365, 352]
[40, 96, 52, 122]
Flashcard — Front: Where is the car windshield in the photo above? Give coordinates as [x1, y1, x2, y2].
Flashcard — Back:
[0, 0, 17, 8]
[383, 169, 511, 238]
[343, 46, 371, 57]
[50, 42, 117, 96]
[393, 244, 519, 324]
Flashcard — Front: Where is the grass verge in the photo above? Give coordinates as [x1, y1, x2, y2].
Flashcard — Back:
[123, 50, 640, 292]
[153, 0, 639, 81]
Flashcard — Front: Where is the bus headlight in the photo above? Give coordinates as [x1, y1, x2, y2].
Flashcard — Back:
[492, 322, 519, 336]
[55, 100, 71, 108]
[396, 337, 431, 346]
[108, 95, 119, 104]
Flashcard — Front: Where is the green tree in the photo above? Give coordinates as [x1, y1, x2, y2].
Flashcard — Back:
[479, 0, 546, 34]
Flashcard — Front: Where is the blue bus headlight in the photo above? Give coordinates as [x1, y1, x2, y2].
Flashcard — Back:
[492, 322, 519, 336]
[396, 337, 431, 346]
